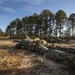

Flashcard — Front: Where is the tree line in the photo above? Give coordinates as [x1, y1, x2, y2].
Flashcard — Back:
[0, 28, 5, 36]
[5, 9, 75, 38]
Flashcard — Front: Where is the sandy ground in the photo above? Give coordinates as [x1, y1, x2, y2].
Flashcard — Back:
[0, 39, 75, 75]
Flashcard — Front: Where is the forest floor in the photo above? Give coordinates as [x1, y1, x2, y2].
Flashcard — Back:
[0, 38, 75, 75]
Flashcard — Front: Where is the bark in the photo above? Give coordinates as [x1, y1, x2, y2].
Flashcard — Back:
[56, 46, 75, 54]
[34, 42, 49, 55]
[45, 50, 75, 67]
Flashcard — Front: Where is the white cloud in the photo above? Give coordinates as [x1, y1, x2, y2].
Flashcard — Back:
[0, 6, 16, 13]
[11, 0, 45, 5]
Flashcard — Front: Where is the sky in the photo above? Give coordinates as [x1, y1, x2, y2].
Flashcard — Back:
[0, 0, 75, 32]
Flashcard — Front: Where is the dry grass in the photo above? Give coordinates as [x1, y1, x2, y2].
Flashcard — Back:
[0, 40, 16, 49]
[0, 39, 74, 75]
[54, 40, 75, 48]
[0, 36, 10, 38]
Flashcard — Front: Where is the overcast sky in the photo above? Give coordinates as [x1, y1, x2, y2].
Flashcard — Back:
[0, 0, 75, 32]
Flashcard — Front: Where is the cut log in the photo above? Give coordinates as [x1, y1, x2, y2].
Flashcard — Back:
[21, 38, 33, 47]
[56, 46, 75, 54]
[45, 50, 75, 67]
[40, 39, 47, 46]
[15, 38, 35, 51]
[34, 42, 49, 55]
[33, 38, 40, 42]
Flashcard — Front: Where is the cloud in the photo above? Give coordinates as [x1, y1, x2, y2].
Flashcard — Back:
[11, 0, 45, 5]
[0, 6, 16, 13]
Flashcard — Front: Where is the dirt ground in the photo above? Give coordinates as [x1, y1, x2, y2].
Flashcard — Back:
[0, 38, 75, 75]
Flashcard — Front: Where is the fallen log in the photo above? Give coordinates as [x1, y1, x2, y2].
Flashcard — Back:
[45, 50, 75, 67]
[34, 42, 49, 55]
[15, 38, 35, 51]
[40, 39, 47, 46]
[56, 46, 75, 54]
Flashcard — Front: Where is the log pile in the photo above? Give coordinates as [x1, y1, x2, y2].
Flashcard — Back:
[14, 37, 75, 67]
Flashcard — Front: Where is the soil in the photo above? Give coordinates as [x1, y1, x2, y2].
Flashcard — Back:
[0, 38, 75, 75]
